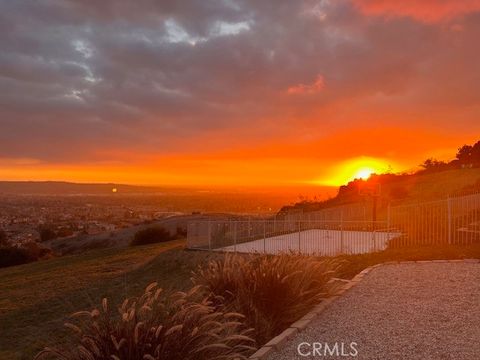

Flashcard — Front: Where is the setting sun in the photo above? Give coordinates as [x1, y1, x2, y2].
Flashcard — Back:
[315, 157, 395, 186]
[354, 168, 374, 180]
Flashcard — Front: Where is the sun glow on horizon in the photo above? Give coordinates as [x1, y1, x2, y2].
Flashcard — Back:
[354, 167, 375, 180]
[314, 156, 396, 187]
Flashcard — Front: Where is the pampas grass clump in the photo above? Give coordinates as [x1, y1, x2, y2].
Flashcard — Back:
[192, 253, 339, 343]
[35, 283, 255, 360]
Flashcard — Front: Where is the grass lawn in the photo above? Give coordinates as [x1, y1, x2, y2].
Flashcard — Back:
[1, 241, 479, 359]
[0, 240, 223, 360]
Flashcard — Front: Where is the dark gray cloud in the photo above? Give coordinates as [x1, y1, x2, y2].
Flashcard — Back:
[1, 0, 480, 164]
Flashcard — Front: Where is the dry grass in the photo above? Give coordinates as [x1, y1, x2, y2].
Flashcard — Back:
[35, 283, 255, 360]
[192, 253, 340, 344]
[0, 242, 222, 360]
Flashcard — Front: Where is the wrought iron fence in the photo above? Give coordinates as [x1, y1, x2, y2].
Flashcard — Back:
[388, 191, 480, 247]
[187, 219, 397, 256]
[187, 192, 480, 255]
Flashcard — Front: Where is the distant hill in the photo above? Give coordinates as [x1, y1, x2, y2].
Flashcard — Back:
[0, 181, 167, 195]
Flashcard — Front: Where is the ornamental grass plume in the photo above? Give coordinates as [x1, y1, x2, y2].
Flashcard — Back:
[192, 253, 339, 343]
[35, 282, 255, 360]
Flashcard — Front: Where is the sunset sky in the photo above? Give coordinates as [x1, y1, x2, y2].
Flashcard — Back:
[1, 0, 480, 188]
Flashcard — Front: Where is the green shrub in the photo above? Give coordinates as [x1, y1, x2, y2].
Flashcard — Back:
[131, 227, 172, 246]
[35, 283, 255, 360]
[0, 242, 51, 268]
[39, 226, 57, 242]
[192, 253, 339, 344]
[0, 247, 32, 268]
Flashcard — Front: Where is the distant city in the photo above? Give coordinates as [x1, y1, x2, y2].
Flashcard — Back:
[0, 194, 165, 246]
[0, 182, 310, 247]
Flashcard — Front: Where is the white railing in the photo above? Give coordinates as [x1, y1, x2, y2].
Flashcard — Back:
[187, 220, 398, 256]
[187, 191, 480, 255]
[388, 191, 480, 247]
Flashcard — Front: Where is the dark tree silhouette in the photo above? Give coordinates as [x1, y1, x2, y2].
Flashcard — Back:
[456, 141, 480, 166]
[472, 141, 480, 164]
[0, 229, 8, 247]
[420, 158, 448, 172]
[456, 145, 473, 163]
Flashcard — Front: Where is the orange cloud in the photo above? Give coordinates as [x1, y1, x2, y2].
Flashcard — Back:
[354, 0, 480, 22]
[287, 75, 325, 95]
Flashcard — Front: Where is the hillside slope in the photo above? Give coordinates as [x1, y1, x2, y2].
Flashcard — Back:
[0, 240, 223, 359]
[282, 167, 480, 215]
[379, 167, 480, 203]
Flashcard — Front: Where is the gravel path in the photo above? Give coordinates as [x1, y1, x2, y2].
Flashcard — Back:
[268, 262, 480, 360]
